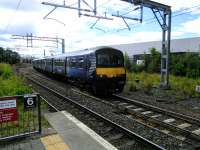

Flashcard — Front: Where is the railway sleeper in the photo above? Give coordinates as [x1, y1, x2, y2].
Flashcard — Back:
[105, 133, 124, 142]
[126, 108, 200, 143]
[117, 140, 136, 149]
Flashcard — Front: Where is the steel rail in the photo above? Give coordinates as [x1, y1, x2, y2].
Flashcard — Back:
[114, 94, 200, 125]
[113, 94, 200, 142]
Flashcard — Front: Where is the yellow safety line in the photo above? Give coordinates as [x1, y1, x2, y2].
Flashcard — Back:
[41, 134, 70, 150]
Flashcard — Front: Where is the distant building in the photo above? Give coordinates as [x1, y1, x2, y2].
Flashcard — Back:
[110, 37, 200, 61]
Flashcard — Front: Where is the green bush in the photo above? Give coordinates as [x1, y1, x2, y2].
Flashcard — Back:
[126, 72, 200, 98]
[129, 83, 137, 92]
[171, 53, 200, 78]
[0, 63, 13, 79]
[0, 63, 32, 96]
[147, 48, 161, 73]
[124, 52, 132, 71]
[0, 47, 20, 64]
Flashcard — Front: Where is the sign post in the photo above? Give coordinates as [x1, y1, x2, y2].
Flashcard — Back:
[24, 94, 37, 109]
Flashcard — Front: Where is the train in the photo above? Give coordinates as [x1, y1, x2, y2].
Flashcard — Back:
[32, 46, 126, 95]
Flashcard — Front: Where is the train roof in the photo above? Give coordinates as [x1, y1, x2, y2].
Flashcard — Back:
[64, 46, 118, 56]
[33, 46, 121, 61]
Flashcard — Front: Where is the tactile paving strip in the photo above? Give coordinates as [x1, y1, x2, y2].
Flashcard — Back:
[41, 134, 70, 150]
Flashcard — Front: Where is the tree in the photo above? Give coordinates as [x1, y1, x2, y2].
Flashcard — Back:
[124, 52, 132, 71]
[147, 48, 161, 73]
[185, 53, 200, 78]
[142, 52, 149, 72]
[0, 47, 20, 64]
[171, 53, 186, 76]
[170, 52, 200, 78]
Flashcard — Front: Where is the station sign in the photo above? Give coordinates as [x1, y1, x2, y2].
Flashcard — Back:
[0, 97, 18, 123]
[24, 95, 37, 109]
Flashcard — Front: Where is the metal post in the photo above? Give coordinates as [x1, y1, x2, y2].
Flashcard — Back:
[62, 39, 65, 53]
[78, 0, 81, 17]
[27, 33, 29, 47]
[94, 0, 97, 15]
[166, 10, 171, 87]
[44, 49, 46, 57]
[30, 33, 33, 47]
[37, 94, 42, 134]
[160, 12, 166, 87]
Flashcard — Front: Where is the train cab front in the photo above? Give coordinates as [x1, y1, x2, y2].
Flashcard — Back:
[94, 48, 126, 94]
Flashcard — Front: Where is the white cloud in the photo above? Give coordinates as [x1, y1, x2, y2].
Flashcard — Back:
[191, 7, 200, 15]
[180, 17, 200, 35]
[0, 0, 200, 57]
[153, 0, 200, 12]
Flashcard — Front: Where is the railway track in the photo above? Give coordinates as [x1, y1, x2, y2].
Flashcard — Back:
[29, 71, 200, 144]
[71, 89, 200, 145]
[20, 69, 197, 149]
[112, 94, 200, 142]
[26, 77, 164, 150]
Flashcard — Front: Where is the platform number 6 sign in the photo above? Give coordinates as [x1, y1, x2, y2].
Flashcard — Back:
[24, 95, 37, 109]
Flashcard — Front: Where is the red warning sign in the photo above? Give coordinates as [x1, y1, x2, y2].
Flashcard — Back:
[0, 97, 18, 123]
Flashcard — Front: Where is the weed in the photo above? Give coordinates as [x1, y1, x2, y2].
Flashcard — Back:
[126, 72, 200, 98]
[129, 83, 137, 92]
[0, 63, 13, 79]
[0, 63, 32, 96]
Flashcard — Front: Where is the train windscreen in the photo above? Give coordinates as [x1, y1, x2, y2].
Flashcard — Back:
[96, 50, 123, 67]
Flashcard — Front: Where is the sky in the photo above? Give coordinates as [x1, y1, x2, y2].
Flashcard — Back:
[0, 0, 200, 57]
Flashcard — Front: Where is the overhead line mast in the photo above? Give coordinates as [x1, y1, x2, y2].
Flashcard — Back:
[121, 0, 171, 88]
[12, 34, 65, 54]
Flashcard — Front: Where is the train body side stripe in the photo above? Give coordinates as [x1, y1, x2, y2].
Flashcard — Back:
[96, 67, 125, 77]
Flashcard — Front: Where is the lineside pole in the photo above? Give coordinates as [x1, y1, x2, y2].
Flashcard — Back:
[62, 39, 65, 54]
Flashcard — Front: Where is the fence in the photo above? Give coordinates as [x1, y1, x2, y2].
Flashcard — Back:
[0, 94, 41, 142]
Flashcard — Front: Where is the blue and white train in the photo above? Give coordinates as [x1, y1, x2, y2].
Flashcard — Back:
[32, 46, 126, 94]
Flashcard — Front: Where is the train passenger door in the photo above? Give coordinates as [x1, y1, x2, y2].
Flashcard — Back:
[64, 57, 67, 75]
[51, 58, 53, 73]
[66, 57, 70, 76]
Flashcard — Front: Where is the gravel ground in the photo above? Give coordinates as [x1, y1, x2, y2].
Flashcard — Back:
[120, 87, 200, 119]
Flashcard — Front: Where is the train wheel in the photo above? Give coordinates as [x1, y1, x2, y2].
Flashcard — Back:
[92, 85, 97, 95]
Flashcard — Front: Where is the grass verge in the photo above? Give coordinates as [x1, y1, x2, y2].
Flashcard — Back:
[126, 72, 200, 98]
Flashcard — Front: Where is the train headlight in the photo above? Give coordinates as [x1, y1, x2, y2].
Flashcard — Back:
[119, 81, 125, 84]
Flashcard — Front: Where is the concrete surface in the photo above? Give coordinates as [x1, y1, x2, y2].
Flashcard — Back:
[44, 111, 117, 150]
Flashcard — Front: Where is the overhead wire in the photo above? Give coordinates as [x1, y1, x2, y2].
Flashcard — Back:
[4, 0, 23, 33]
[109, 3, 200, 33]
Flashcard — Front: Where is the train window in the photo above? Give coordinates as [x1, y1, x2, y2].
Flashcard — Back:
[78, 57, 84, 68]
[55, 60, 64, 66]
[47, 60, 52, 65]
[110, 55, 123, 66]
[70, 57, 76, 67]
[97, 54, 109, 66]
[97, 53, 123, 67]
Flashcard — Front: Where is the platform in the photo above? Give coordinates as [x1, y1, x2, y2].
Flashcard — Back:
[0, 110, 117, 150]
[44, 111, 117, 150]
